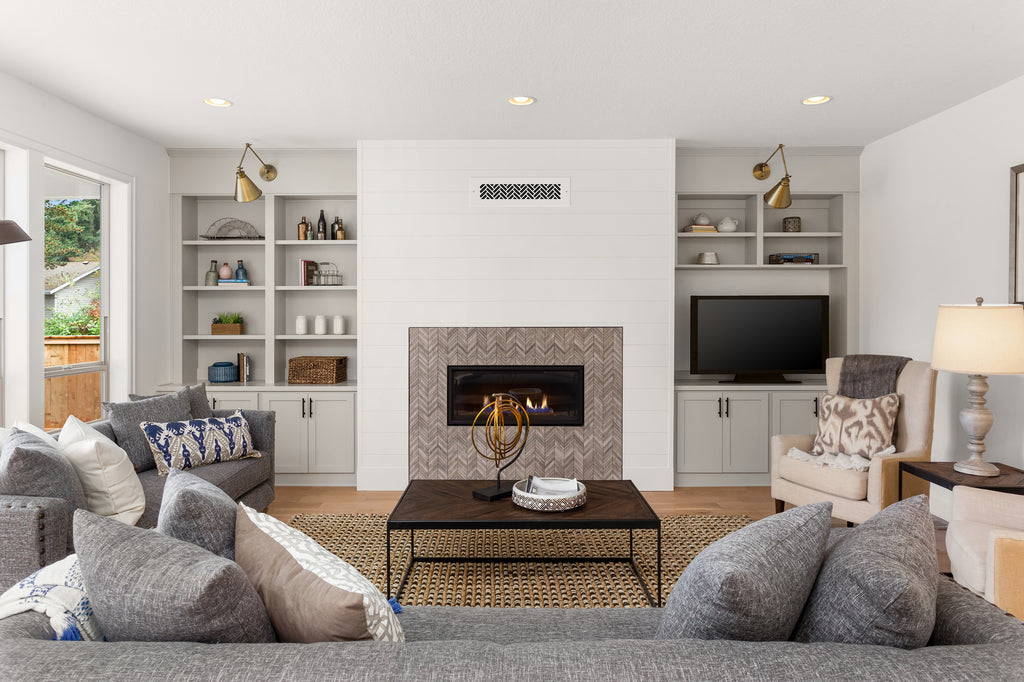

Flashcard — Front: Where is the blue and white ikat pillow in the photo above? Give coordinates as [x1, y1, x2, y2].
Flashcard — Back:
[139, 410, 260, 476]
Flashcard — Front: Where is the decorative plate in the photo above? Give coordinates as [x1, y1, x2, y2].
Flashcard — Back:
[512, 478, 586, 512]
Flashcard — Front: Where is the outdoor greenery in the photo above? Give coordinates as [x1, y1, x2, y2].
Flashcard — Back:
[44, 294, 100, 336]
[44, 199, 100, 269]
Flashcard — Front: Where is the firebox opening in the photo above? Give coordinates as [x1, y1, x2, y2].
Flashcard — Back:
[447, 365, 584, 426]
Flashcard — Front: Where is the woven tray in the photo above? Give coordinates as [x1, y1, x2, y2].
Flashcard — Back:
[512, 479, 586, 512]
[288, 356, 347, 384]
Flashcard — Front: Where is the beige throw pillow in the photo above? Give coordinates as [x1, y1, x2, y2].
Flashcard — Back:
[58, 415, 145, 525]
[812, 393, 900, 458]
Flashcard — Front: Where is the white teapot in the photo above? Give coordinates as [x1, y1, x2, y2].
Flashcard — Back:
[692, 213, 712, 225]
[717, 216, 740, 233]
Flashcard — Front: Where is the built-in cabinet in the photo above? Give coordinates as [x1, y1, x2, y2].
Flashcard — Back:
[207, 391, 260, 411]
[260, 391, 355, 474]
[770, 390, 824, 440]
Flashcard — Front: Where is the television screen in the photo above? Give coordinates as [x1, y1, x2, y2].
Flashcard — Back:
[690, 295, 828, 382]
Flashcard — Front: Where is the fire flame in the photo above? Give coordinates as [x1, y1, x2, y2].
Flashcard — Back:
[525, 395, 549, 410]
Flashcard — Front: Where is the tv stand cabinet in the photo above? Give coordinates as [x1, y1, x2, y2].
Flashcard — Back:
[674, 382, 825, 486]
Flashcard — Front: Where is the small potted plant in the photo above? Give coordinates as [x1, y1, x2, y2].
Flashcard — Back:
[211, 312, 244, 335]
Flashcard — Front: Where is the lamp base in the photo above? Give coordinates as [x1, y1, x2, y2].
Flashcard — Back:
[953, 455, 1000, 477]
[472, 481, 515, 501]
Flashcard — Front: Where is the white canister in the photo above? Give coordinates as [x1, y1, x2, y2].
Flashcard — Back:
[314, 314, 327, 335]
[332, 315, 345, 335]
[295, 315, 308, 335]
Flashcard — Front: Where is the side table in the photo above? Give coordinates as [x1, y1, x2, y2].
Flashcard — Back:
[899, 461, 1024, 498]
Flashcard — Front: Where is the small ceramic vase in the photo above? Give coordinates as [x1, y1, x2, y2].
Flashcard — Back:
[314, 314, 327, 335]
[717, 217, 739, 232]
[332, 315, 345, 335]
[218, 262, 233, 279]
[295, 315, 308, 335]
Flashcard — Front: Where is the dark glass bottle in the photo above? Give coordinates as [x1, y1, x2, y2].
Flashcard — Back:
[317, 210, 328, 240]
[235, 259, 247, 281]
[331, 216, 341, 240]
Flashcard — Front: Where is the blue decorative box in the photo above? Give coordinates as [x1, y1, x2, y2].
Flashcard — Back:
[208, 362, 239, 383]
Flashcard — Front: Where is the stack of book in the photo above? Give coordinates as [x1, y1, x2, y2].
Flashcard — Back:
[682, 224, 718, 233]
[217, 279, 249, 287]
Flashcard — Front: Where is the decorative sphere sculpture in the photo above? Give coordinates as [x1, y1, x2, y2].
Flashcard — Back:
[471, 393, 530, 501]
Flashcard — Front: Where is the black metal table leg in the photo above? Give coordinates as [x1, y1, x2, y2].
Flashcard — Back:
[386, 524, 392, 598]
[657, 523, 662, 607]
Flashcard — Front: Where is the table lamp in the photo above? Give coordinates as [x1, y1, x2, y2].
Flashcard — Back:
[931, 298, 1024, 476]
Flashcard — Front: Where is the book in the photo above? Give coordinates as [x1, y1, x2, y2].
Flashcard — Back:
[300, 259, 319, 286]
[217, 279, 249, 284]
[683, 224, 718, 233]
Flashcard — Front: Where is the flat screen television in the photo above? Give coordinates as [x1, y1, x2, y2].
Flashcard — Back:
[690, 295, 829, 383]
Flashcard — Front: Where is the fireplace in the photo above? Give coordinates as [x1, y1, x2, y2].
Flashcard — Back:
[447, 365, 584, 426]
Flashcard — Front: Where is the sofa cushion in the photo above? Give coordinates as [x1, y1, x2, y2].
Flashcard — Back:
[237, 504, 404, 642]
[141, 411, 259, 476]
[655, 501, 832, 642]
[944, 519, 989, 595]
[812, 392, 900, 457]
[777, 455, 869, 501]
[0, 429, 87, 544]
[73, 509, 275, 644]
[156, 470, 236, 559]
[57, 415, 145, 525]
[793, 495, 938, 648]
[104, 390, 193, 472]
[130, 384, 213, 420]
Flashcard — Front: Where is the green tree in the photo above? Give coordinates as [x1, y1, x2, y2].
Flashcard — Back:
[43, 199, 100, 268]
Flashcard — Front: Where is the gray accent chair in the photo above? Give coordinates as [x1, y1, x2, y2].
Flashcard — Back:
[0, 409, 275, 592]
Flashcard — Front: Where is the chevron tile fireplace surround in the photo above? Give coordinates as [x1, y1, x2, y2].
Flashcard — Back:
[408, 327, 623, 481]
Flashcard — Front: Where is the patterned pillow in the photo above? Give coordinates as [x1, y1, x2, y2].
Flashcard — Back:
[140, 410, 260, 476]
[812, 393, 900, 457]
[236, 504, 404, 642]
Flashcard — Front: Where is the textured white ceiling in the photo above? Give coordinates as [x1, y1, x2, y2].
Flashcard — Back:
[1, 0, 1022, 149]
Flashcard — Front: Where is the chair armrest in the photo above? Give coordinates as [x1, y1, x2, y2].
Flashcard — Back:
[988, 531, 1024, 612]
[769, 434, 814, 481]
[866, 448, 929, 508]
[951, 485, 1024, 526]
[0, 495, 70, 593]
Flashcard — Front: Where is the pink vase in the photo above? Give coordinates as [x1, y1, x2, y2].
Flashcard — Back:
[218, 262, 233, 279]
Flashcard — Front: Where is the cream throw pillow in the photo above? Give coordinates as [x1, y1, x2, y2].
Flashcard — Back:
[57, 416, 145, 525]
[812, 393, 900, 458]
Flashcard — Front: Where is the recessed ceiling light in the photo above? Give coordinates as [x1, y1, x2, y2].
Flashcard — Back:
[509, 96, 535, 106]
[802, 95, 831, 106]
[204, 97, 232, 107]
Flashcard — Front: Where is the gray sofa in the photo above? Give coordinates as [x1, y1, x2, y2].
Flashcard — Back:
[0, 576, 1022, 680]
[0, 409, 275, 592]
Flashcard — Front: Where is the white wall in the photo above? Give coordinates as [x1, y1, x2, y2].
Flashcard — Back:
[860, 74, 1024, 517]
[358, 140, 677, 490]
[0, 70, 170, 414]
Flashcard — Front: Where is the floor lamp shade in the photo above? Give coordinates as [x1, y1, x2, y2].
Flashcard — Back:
[0, 220, 31, 245]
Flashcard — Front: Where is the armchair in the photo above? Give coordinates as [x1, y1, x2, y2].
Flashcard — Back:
[770, 358, 937, 524]
[946, 485, 1024, 612]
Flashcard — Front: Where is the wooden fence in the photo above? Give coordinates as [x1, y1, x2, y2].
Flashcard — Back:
[44, 336, 101, 429]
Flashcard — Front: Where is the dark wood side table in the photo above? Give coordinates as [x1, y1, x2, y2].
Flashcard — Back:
[899, 461, 1024, 498]
[386, 479, 662, 606]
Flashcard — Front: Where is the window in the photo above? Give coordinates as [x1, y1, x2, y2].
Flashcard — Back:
[42, 166, 107, 428]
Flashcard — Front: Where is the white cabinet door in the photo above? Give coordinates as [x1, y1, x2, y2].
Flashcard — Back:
[208, 391, 260, 412]
[771, 391, 823, 437]
[308, 393, 355, 474]
[723, 392, 770, 473]
[260, 392, 310, 473]
[676, 391, 724, 473]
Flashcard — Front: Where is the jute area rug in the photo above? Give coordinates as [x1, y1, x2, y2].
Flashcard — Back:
[287, 513, 750, 609]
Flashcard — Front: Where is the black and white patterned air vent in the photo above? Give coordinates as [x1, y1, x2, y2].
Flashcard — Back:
[478, 182, 562, 201]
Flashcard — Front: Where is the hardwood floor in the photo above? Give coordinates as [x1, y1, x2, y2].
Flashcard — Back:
[267, 485, 950, 572]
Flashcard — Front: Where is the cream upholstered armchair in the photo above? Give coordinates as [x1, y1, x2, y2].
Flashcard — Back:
[770, 358, 937, 524]
[946, 485, 1024, 615]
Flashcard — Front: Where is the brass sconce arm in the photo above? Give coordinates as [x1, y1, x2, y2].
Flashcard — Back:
[753, 143, 792, 209]
[234, 142, 278, 202]
[752, 143, 788, 181]
[237, 143, 278, 182]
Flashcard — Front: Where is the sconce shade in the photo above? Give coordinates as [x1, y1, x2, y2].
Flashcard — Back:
[763, 176, 792, 209]
[932, 303, 1024, 375]
[234, 169, 263, 203]
[0, 220, 31, 245]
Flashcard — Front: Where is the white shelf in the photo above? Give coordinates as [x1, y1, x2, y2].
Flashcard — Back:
[762, 232, 842, 238]
[275, 285, 357, 291]
[276, 240, 358, 246]
[182, 240, 267, 246]
[677, 232, 755, 238]
[183, 286, 266, 291]
[182, 334, 267, 340]
[675, 264, 847, 270]
[275, 334, 356, 340]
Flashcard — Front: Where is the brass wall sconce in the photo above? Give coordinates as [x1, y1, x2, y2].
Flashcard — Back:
[753, 144, 792, 209]
[234, 143, 278, 202]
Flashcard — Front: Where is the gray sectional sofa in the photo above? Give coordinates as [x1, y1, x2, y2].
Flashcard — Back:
[0, 576, 1022, 680]
[0, 409, 275, 592]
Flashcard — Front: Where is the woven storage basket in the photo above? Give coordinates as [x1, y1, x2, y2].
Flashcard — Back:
[288, 356, 347, 384]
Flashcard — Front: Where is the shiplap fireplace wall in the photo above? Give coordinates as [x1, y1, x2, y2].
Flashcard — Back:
[357, 140, 677, 490]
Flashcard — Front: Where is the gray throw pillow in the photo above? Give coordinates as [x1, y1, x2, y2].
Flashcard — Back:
[792, 495, 938, 648]
[0, 429, 87, 550]
[130, 384, 213, 420]
[73, 509, 275, 643]
[103, 391, 192, 472]
[157, 469, 237, 559]
[656, 501, 833, 642]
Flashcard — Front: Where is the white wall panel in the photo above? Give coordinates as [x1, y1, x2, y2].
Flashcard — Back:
[358, 139, 676, 489]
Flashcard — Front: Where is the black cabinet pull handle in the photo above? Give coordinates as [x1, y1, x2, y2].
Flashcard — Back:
[717, 397, 722, 418]
[301, 398, 306, 419]
[813, 397, 819, 418]
[309, 398, 314, 418]
[212, 398, 217, 409]
[725, 397, 730, 418]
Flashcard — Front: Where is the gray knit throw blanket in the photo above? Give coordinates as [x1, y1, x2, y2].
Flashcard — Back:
[837, 354, 911, 398]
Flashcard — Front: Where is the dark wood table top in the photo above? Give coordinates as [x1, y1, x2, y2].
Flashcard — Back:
[388, 479, 660, 530]
[900, 460, 1024, 494]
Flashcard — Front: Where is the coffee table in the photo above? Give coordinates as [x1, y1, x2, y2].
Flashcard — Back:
[386, 479, 662, 606]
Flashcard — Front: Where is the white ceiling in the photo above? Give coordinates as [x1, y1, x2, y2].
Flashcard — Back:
[2, 0, 1023, 150]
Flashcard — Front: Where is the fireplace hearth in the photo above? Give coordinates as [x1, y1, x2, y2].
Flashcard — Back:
[447, 365, 584, 426]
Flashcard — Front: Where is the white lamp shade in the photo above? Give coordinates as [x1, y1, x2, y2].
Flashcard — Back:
[932, 304, 1024, 374]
